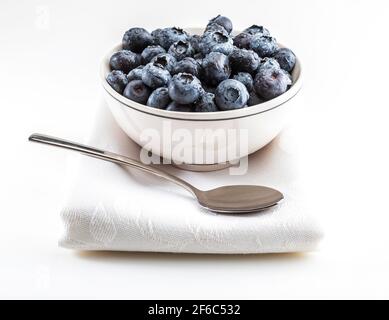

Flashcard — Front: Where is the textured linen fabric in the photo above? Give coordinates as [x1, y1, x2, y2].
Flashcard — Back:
[59, 103, 323, 254]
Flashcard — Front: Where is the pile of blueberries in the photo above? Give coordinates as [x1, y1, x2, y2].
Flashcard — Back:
[106, 15, 296, 112]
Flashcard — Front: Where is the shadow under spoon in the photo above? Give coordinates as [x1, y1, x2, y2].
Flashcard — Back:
[29, 133, 283, 214]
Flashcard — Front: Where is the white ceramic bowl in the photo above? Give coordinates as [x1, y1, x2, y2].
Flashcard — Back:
[100, 28, 302, 169]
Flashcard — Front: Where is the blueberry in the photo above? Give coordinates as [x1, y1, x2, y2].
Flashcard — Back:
[172, 57, 201, 78]
[142, 62, 171, 89]
[189, 35, 202, 53]
[233, 32, 253, 49]
[194, 52, 204, 60]
[151, 28, 163, 39]
[127, 65, 144, 81]
[168, 40, 194, 61]
[141, 45, 166, 64]
[207, 15, 233, 34]
[201, 52, 231, 86]
[273, 48, 296, 73]
[250, 35, 278, 57]
[254, 68, 292, 100]
[122, 28, 154, 53]
[233, 72, 254, 92]
[168, 73, 203, 104]
[109, 50, 142, 73]
[229, 48, 261, 74]
[147, 87, 171, 109]
[244, 25, 270, 36]
[202, 84, 216, 94]
[257, 57, 281, 73]
[215, 79, 249, 111]
[155, 27, 189, 50]
[204, 23, 228, 35]
[106, 70, 129, 94]
[200, 30, 234, 56]
[194, 92, 218, 112]
[247, 91, 265, 106]
[113, 18, 295, 113]
[123, 80, 151, 104]
[166, 101, 193, 112]
[151, 53, 176, 73]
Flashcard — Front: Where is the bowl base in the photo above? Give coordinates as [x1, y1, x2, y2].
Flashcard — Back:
[172, 162, 233, 172]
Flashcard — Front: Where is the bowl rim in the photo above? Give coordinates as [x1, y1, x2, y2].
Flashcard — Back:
[100, 28, 303, 121]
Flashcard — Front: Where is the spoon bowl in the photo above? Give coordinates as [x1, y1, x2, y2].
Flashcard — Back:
[195, 185, 283, 213]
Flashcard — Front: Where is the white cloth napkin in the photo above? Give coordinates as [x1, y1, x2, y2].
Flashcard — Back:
[59, 103, 323, 254]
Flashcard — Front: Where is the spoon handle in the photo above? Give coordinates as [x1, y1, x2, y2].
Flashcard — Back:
[28, 133, 198, 196]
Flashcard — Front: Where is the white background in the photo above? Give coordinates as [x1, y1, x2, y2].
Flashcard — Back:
[1, 0, 389, 299]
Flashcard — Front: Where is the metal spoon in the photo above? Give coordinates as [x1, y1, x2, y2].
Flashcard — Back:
[29, 133, 283, 214]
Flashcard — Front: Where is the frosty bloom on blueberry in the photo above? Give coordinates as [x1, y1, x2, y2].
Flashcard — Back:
[273, 48, 296, 73]
[250, 35, 278, 57]
[201, 52, 231, 86]
[207, 15, 233, 34]
[122, 28, 154, 53]
[141, 45, 166, 64]
[204, 23, 229, 36]
[233, 72, 254, 92]
[106, 16, 297, 112]
[194, 92, 218, 112]
[154, 27, 189, 50]
[254, 68, 292, 100]
[142, 62, 171, 89]
[229, 48, 261, 74]
[123, 80, 151, 104]
[109, 50, 141, 74]
[106, 70, 128, 94]
[168, 73, 203, 105]
[233, 32, 253, 49]
[258, 57, 281, 73]
[200, 30, 234, 56]
[172, 57, 202, 78]
[147, 87, 171, 109]
[189, 35, 202, 53]
[150, 53, 176, 73]
[244, 25, 270, 36]
[127, 66, 144, 82]
[215, 79, 249, 111]
[168, 40, 195, 61]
